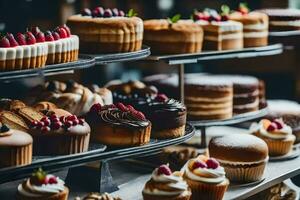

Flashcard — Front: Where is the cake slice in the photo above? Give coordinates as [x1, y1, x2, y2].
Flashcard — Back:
[0, 111, 29, 132]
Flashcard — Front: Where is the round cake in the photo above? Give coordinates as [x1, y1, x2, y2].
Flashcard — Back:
[209, 134, 268, 183]
[185, 76, 233, 120]
[143, 19, 203, 54]
[86, 103, 151, 147]
[67, 6, 143, 53]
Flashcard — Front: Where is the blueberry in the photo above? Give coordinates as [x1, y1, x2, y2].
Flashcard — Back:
[1, 124, 10, 132]
[112, 8, 119, 16]
[103, 9, 112, 18]
[82, 8, 92, 16]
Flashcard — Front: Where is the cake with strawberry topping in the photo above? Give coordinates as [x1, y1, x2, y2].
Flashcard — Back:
[29, 112, 90, 155]
[250, 119, 296, 156]
[229, 3, 269, 47]
[143, 15, 203, 54]
[16, 168, 69, 200]
[183, 155, 229, 200]
[142, 164, 191, 200]
[67, 6, 143, 53]
[192, 8, 243, 50]
[86, 103, 151, 147]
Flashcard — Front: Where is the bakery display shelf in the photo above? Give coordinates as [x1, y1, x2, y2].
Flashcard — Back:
[0, 55, 95, 81]
[0, 123, 195, 184]
[83, 45, 151, 65]
[145, 44, 283, 65]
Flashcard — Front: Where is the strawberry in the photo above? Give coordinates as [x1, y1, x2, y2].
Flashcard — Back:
[6, 33, 19, 47]
[61, 24, 71, 37]
[0, 36, 10, 48]
[52, 31, 60, 40]
[25, 31, 36, 45]
[116, 102, 128, 112]
[55, 27, 68, 39]
[36, 31, 45, 43]
[30, 26, 41, 36]
[16, 33, 27, 45]
[45, 31, 54, 41]
[133, 111, 146, 120]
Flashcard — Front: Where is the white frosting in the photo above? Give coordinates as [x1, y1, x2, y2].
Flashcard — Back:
[243, 31, 268, 38]
[47, 35, 79, 54]
[201, 20, 243, 32]
[270, 20, 300, 27]
[233, 99, 259, 109]
[204, 32, 243, 41]
[244, 23, 268, 30]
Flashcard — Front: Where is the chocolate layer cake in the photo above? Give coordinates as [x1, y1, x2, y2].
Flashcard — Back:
[259, 80, 267, 109]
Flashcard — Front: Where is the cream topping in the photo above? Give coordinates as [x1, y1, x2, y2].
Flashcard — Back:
[270, 20, 300, 27]
[243, 31, 268, 38]
[244, 23, 268, 30]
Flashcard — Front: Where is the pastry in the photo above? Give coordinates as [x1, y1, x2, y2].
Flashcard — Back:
[0, 111, 29, 132]
[33, 101, 58, 112]
[0, 124, 32, 168]
[185, 76, 233, 120]
[143, 164, 191, 200]
[257, 8, 300, 31]
[16, 168, 69, 200]
[86, 103, 151, 147]
[193, 9, 243, 50]
[89, 84, 113, 105]
[29, 111, 90, 155]
[229, 4, 269, 47]
[17, 106, 45, 124]
[183, 155, 229, 200]
[250, 119, 296, 156]
[107, 81, 186, 139]
[75, 193, 122, 200]
[0, 98, 26, 111]
[67, 7, 143, 53]
[209, 134, 268, 183]
[143, 18, 203, 54]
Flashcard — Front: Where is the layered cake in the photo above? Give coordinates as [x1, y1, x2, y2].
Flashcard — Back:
[143, 164, 191, 200]
[67, 6, 143, 53]
[0, 124, 32, 168]
[185, 76, 233, 120]
[86, 103, 151, 147]
[107, 81, 187, 139]
[229, 4, 269, 47]
[16, 168, 69, 200]
[257, 8, 300, 31]
[0, 25, 79, 71]
[143, 18, 203, 54]
[193, 9, 243, 50]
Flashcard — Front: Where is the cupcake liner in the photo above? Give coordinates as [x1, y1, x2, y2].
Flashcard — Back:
[151, 125, 185, 139]
[221, 161, 266, 183]
[185, 177, 229, 200]
[263, 136, 295, 156]
[0, 144, 32, 167]
[17, 186, 69, 200]
[142, 190, 191, 200]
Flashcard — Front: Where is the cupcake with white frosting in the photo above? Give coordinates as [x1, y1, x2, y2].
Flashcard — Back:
[183, 155, 229, 200]
[142, 164, 191, 200]
[250, 118, 296, 156]
[16, 168, 69, 200]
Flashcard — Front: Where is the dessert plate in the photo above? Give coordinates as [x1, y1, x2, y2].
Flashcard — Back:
[269, 147, 300, 162]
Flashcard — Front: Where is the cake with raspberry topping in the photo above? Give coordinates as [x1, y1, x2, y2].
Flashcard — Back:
[67, 6, 143, 53]
[86, 103, 151, 147]
[16, 168, 69, 200]
[143, 164, 191, 200]
[183, 155, 229, 200]
[192, 9, 243, 50]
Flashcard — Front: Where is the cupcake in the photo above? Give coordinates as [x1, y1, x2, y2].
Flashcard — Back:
[0, 124, 32, 168]
[74, 192, 122, 200]
[16, 168, 69, 200]
[29, 112, 90, 155]
[250, 119, 296, 156]
[86, 103, 151, 147]
[183, 155, 229, 200]
[143, 164, 191, 200]
[209, 134, 268, 183]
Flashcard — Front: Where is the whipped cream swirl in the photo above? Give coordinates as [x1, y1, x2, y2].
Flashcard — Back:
[184, 159, 226, 184]
[143, 168, 189, 196]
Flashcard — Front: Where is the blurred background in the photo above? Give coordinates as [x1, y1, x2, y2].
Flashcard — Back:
[0, 0, 300, 101]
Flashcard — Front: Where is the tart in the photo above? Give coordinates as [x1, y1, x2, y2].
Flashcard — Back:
[29, 112, 90, 156]
[86, 103, 151, 147]
[250, 119, 296, 156]
[16, 168, 69, 200]
[143, 18, 203, 54]
[0, 124, 32, 168]
[143, 164, 191, 200]
[183, 155, 229, 200]
[209, 134, 268, 183]
[67, 7, 143, 53]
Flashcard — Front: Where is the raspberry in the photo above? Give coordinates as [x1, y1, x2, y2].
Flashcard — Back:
[90, 103, 102, 113]
[116, 103, 128, 112]
[192, 160, 207, 169]
[6, 33, 18, 47]
[16, 33, 26, 45]
[157, 164, 172, 176]
[25, 31, 36, 45]
[0, 36, 10, 48]
[206, 158, 219, 169]
[36, 32, 45, 43]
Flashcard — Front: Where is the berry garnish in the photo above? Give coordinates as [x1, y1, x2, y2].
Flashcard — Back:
[116, 102, 128, 112]
[55, 27, 68, 39]
[45, 31, 54, 41]
[72, 119, 79, 126]
[66, 115, 77, 121]
[92, 7, 104, 17]
[127, 105, 135, 112]
[82, 8, 92, 16]
[103, 9, 113, 18]
[65, 121, 73, 128]
[59, 116, 65, 122]
[221, 15, 229, 21]
[206, 158, 219, 169]
[192, 160, 207, 169]
[220, 5, 230, 21]
[41, 126, 50, 133]
[61, 24, 71, 37]
[156, 94, 168, 102]
[31, 168, 47, 185]
[52, 122, 62, 130]
[78, 118, 85, 125]
[52, 31, 60, 40]
[90, 103, 102, 113]
[238, 2, 249, 15]
[50, 114, 58, 120]
[118, 10, 125, 17]
[16, 33, 27, 45]
[36, 31, 45, 43]
[6, 33, 19, 47]
[157, 164, 172, 176]
[112, 8, 119, 16]
[30, 26, 41, 36]
[0, 36, 10, 48]
[43, 119, 51, 126]
[37, 121, 45, 128]
[133, 111, 146, 120]
[0, 124, 10, 132]
[48, 176, 58, 184]
[273, 119, 283, 129]
[267, 123, 277, 132]
[31, 121, 38, 127]
[25, 31, 36, 45]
